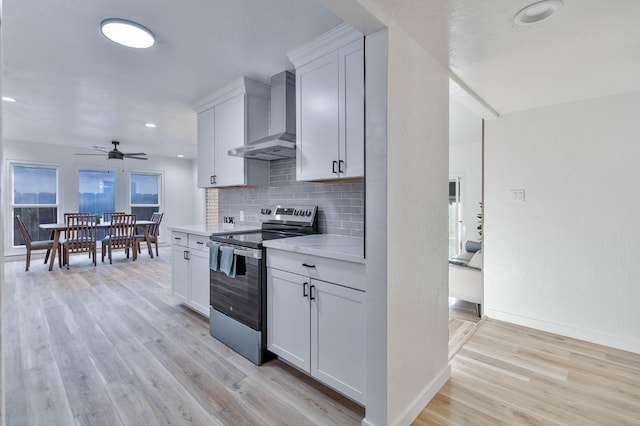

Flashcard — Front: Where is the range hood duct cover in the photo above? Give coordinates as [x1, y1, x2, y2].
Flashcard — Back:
[228, 71, 297, 160]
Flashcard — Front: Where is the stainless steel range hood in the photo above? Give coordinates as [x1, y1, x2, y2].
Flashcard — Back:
[228, 71, 297, 161]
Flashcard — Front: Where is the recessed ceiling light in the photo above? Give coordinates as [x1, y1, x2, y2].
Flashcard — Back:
[177, 154, 184, 158]
[514, 0, 563, 25]
[2, 96, 17, 102]
[145, 123, 156, 128]
[100, 18, 155, 49]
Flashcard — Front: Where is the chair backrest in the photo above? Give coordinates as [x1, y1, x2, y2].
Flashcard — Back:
[148, 212, 164, 238]
[107, 214, 136, 248]
[103, 212, 126, 222]
[15, 215, 32, 247]
[65, 214, 96, 253]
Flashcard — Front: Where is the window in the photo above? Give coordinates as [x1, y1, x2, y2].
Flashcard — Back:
[449, 178, 462, 258]
[130, 173, 161, 220]
[79, 169, 116, 215]
[12, 164, 59, 246]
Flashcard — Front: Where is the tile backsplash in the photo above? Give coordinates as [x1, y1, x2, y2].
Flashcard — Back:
[217, 158, 364, 237]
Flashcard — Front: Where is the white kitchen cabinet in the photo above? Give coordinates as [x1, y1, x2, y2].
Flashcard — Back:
[170, 231, 210, 317]
[267, 268, 311, 372]
[266, 249, 365, 404]
[193, 77, 270, 188]
[288, 24, 364, 181]
[171, 245, 189, 303]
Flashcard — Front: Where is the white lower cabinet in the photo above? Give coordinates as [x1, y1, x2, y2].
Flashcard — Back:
[267, 254, 365, 404]
[171, 231, 210, 317]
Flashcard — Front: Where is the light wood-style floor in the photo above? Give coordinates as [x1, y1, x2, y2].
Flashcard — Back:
[6, 250, 640, 425]
[416, 318, 640, 425]
[3, 247, 364, 425]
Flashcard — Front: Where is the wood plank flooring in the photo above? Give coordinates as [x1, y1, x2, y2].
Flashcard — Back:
[7, 249, 640, 425]
[416, 318, 640, 425]
[3, 247, 364, 426]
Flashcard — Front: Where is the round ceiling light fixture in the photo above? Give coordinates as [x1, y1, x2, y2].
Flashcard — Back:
[145, 123, 156, 128]
[2, 96, 17, 102]
[514, 0, 563, 25]
[100, 18, 155, 48]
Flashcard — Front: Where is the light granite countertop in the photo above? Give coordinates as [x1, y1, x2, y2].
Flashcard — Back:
[263, 234, 365, 264]
[168, 224, 261, 238]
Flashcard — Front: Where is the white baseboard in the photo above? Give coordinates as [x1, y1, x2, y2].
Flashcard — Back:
[391, 363, 451, 426]
[486, 308, 640, 355]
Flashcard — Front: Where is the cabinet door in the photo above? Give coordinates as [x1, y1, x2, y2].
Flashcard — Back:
[197, 107, 217, 188]
[311, 279, 365, 404]
[214, 94, 246, 187]
[171, 245, 189, 303]
[296, 53, 340, 181]
[188, 249, 210, 317]
[339, 39, 365, 178]
[267, 268, 311, 372]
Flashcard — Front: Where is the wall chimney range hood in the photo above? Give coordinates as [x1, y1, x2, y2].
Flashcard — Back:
[228, 71, 296, 161]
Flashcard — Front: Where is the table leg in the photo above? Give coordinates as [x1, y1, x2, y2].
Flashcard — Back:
[48, 229, 60, 271]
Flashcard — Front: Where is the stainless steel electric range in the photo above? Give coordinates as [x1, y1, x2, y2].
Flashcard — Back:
[208, 205, 318, 364]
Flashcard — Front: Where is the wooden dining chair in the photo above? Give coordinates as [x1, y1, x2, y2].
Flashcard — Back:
[102, 212, 125, 222]
[62, 214, 97, 269]
[102, 213, 137, 264]
[15, 215, 61, 271]
[135, 212, 163, 257]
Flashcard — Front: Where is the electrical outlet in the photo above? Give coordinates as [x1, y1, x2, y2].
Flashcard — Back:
[239, 211, 244, 222]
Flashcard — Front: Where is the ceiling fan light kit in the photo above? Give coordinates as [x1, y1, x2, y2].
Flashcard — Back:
[100, 18, 155, 48]
[514, 0, 563, 25]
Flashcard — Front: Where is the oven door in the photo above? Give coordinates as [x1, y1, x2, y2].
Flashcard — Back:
[209, 246, 263, 331]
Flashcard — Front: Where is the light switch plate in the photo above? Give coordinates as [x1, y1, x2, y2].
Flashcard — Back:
[510, 189, 525, 202]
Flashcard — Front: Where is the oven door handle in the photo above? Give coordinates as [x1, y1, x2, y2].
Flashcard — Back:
[232, 247, 262, 260]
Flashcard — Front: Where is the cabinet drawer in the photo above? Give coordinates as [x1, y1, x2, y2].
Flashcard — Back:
[172, 231, 189, 247]
[267, 248, 365, 291]
[188, 234, 210, 252]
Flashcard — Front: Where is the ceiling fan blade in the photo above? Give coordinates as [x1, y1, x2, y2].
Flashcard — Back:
[123, 152, 147, 156]
[74, 153, 105, 156]
[91, 146, 109, 152]
[126, 156, 148, 160]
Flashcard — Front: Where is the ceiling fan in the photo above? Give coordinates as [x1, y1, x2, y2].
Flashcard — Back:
[75, 141, 148, 160]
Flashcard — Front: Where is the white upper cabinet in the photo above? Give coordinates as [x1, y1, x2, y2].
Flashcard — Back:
[289, 24, 364, 181]
[193, 78, 270, 188]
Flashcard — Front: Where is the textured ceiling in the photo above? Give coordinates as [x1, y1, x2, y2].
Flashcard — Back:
[2, 0, 341, 158]
[363, 0, 640, 115]
[4, 0, 639, 157]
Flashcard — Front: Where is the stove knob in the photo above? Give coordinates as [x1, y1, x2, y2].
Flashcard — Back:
[306, 210, 312, 216]
[294, 210, 300, 216]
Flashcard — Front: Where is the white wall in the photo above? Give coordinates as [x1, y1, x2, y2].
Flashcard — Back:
[484, 90, 640, 354]
[3, 140, 201, 256]
[450, 97, 483, 246]
[385, 24, 450, 426]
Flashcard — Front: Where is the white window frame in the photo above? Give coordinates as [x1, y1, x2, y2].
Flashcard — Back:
[129, 171, 163, 217]
[10, 161, 60, 249]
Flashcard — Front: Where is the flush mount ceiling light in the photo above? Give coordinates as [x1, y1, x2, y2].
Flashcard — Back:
[2, 96, 16, 102]
[514, 0, 563, 25]
[100, 18, 155, 48]
[145, 123, 156, 128]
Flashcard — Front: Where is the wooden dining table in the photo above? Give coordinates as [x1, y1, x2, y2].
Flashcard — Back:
[40, 220, 155, 271]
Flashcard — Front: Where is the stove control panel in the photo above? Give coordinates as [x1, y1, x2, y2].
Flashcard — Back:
[262, 205, 318, 225]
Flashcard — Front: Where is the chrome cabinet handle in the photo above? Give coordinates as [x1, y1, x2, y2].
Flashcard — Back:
[339, 160, 344, 173]
[196, 241, 204, 245]
[332, 161, 337, 174]
[302, 263, 316, 268]
[303, 282, 309, 298]
[183, 250, 190, 260]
